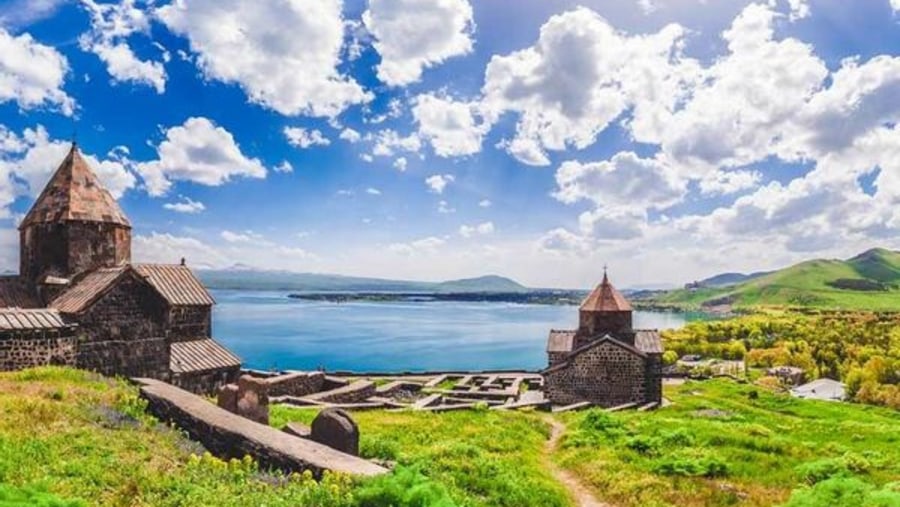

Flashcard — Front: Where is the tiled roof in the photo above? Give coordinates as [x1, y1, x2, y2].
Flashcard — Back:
[0, 276, 39, 308]
[580, 272, 633, 312]
[20, 144, 130, 228]
[0, 308, 70, 330]
[170, 338, 241, 374]
[133, 264, 215, 306]
[547, 330, 576, 352]
[634, 329, 663, 354]
[49, 267, 127, 314]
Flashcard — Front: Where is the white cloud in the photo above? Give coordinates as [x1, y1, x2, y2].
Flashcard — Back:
[136, 117, 266, 196]
[275, 160, 294, 173]
[79, 0, 167, 93]
[156, 0, 371, 117]
[0, 0, 67, 29]
[478, 199, 492, 208]
[366, 187, 382, 195]
[221, 230, 259, 243]
[363, 0, 474, 86]
[370, 129, 421, 157]
[554, 152, 685, 209]
[787, 0, 810, 21]
[538, 227, 593, 255]
[0, 126, 136, 219]
[393, 157, 407, 171]
[437, 200, 455, 214]
[284, 127, 331, 149]
[459, 221, 494, 238]
[133, 232, 229, 268]
[699, 170, 762, 196]
[412, 93, 487, 157]
[388, 236, 446, 255]
[481, 7, 699, 166]
[893, 0, 900, 12]
[163, 196, 205, 213]
[425, 173, 455, 194]
[339, 128, 361, 143]
[0, 27, 73, 113]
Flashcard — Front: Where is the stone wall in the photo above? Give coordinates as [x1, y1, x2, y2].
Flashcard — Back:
[166, 305, 211, 342]
[73, 274, 169, 379]
[137, 378, 387, 478]
[172, 366, 241, 395]
[0, 330, 77, 370]
[578, 310, 633, 339]
[265, 371, 325, 397]
[546, 341, 648, 407]
[20, 221, 130, 283]
[643, 353, 663, 404]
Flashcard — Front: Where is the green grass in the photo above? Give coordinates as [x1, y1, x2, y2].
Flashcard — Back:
[554, 379, 900, 507]
[653, 248, 900, 311]
[271, 405, 568, 507]
[0, 366, 566, 507]
[5, 367, 899, 507]
[0, 367, 360, 506]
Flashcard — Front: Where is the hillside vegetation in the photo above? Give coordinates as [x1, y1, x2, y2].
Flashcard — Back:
[648, 248, 900, 311]
[4, 367, 899, 506]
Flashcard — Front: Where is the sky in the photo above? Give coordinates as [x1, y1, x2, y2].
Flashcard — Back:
[1, 0, 900, 289]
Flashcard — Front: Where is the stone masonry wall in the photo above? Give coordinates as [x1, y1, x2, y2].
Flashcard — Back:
[20, 221, 130, 283]
[264, 371, 325, 397]
[74, 274, 169, 379]
[578, 310, 633, 339]
[546, 341, 647, 407]
[172, 365, 241, 395]
[166, 306, 212, 342]
[0, 330, 77, 371]
[644, 353, 663, 404]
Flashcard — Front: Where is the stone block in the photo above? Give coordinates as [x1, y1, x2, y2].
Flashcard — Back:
[217, 383, 238, 413]
[236, 375, 269, 425]
[311, 408, 359, 456]
[282, 422, 312, 439]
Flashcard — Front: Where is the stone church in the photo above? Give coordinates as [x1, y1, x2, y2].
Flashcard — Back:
[543, 271, 663, 407]
[0, 143, 240, 393]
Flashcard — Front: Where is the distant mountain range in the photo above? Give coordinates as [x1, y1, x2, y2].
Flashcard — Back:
[637, 248, 900, 311]
[198, 269, 530, 293]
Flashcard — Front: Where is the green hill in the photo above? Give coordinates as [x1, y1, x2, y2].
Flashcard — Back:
[649, 248, 900, 311]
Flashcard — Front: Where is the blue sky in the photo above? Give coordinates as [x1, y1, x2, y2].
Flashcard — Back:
[1, 0, 899, 288]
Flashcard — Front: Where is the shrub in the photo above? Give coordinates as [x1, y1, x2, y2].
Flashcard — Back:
[795, 454, 872, 485]
[361, 436, 400, 461]
[782, 477, 900, 507]
[0, 484, 85, 507]
[654, 456, 729, 478]
[353, 466, 457, 507]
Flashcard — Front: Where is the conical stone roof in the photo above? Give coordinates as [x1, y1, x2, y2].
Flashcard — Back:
[580, 271, 633, 312]
[19, 144, 130, 229]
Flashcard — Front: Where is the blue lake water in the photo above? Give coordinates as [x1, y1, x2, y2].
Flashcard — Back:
[211, 290, 693, 372]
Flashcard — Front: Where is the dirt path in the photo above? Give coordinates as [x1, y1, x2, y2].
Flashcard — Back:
[544, 418, 610, 507]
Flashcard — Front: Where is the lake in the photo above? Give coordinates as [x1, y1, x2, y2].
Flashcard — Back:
[211, 290, 694, 372]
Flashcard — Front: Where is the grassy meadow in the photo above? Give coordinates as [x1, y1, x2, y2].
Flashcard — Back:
[650, 248, 900, 311]
[555, 380, 900, 507]
[2, 366, 899, 506]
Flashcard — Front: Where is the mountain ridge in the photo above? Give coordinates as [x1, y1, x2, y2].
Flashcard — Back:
[640, 247, 900, 311]
[197, 269, 530, 293]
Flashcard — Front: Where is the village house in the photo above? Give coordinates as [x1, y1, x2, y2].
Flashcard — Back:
[543, 271, 663, 407]
[0, 143, 240, 393]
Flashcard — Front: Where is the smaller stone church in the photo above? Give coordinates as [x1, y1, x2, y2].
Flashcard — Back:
[0, 143, 240, 393]
[543, 271, 663, 407]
